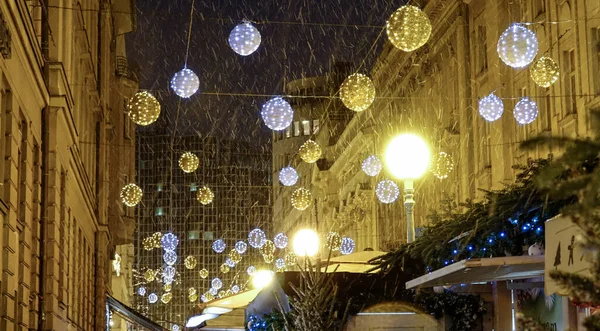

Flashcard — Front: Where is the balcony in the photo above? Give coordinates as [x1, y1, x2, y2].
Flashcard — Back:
[116, 56, 139, 83]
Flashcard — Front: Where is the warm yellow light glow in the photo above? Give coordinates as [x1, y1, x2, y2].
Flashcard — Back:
[384, 134, 431, 180]
[293, 229, 319, 257]
[252, 270, 274, 289]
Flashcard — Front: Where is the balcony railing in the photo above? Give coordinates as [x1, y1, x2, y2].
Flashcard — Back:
[116, 56, 139, 82]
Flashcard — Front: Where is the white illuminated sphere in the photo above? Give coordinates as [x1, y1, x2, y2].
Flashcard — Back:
[376, 180, 400, 204]
[362, 155, 383, 177]
[211, 278, 223, 290]
[228, 22, 261, 56]
[172, 325, 181, 331]
[273, 233, 288, 249]
[170, 68, 200, 98]
[497, 24, 539, 68]
[479, 93, 504, 122]
[225, 257, 236, 268]
[212, 239, 226, 253]
[293, 229, 319, 257]
[138, 287, 146, 296]
[148, 293, 158, 304]
[209, 287, 218, 296]
[261, 97, 294, 131]
[275, 258, 286, 270]
[235, 241, 248, 254]
[279, 166, 299, 186]
[247, 265, 256, 276]
[252, 270, 274, 289]
[163, 251, 178, 266]
[232, 285, 240, 294]
[248, 229, 267, 248]
[385, 134, 431, 180]
[161, 233, 179, 251]
[163, 266, 176, 279]
[513, 97, 538, 125]
[340, 237, 355, 255]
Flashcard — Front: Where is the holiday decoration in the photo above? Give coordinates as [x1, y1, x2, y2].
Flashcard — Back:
[291, 188, 312, 210]
[189, 287, 197, 296]
[431, 152, 454, 179]
[199, 268, 209, 279]
[179, 152, 199, 173]
[339, 73, 376, 112]
[228, 22, 261, 56]
[528, 243, 545, 256]
[340, 237, 355, 255]
[163, 266, 176, 280]
[170, 68, 200, 98]
[263, 253, 274, 263]
[161, 292, 172, 304]
[218, 290, 226, 298]
[326, 232, 342, 251]
[148, 293, 158, 304]
[229, 249, 242, 263]
[163, 250, 178, 266]
[386, 5, 432, 52]
[513, 97, 538, 125]
[142, 237, 154, 251]
[172, 325, 181, 331]
[292, 229, 319, 257]
[120, 183, 143, 207]
[279, 166, 299, 186]
[478, 93, 504, 122]
[209, 287, 218, 296]
[138, 287, 146, 296]
[212, 239, 226, 253]
[259, 240, 275, 255]
[299, 140, 322, 163]
[163, 283, 172, 292]
[189, 293, 198, 302]
[220, 264, 230, 273]
[273, 232, 288, 249]
[530, 56, 560, 88]
[232, 285, 240, 294]
[261, 97, 294, 131]
[275, 258, 286, 271]
[203, 292, 214, 302]
[144, 269, 156, 282]
[161, 233, 179, 251]
[362, 155, 383, 177]
[376, 179, 400, 204]
[235, 241, 248, 254]
[151, 232, 162, 248]
[247, 265, 256, 276]
[248, 228, 267, 248]
[211, 277, 223, 290]
[225, 257, 236, 268]
[497, 24, 538, 68]
[285, 252, 297, 266]
[184, 255, 197, 269]
[196, 186, 214, 205]
[127, 91, 161, 126]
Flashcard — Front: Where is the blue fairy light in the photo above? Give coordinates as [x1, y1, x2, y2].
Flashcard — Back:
[499, 232, 506, 238]
[532, 216, 539, 223]
[452, 249, 458, 254]
[467, 245, 473, 251]
[535, 227, 542, 233]
[509, 218, 518, 225]
[488, 238, 494, 244]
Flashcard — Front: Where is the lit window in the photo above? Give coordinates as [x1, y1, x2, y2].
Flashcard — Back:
[188, 230, 200, 240]
[294, 122, 300, 137]
[204, 231, 214, 240]
[285, 127, 291, 138]
[312, 120, 320, 134]
[157, 183, 163, 192]
[190, 183, 198, 191]
[155, 207, 165, 216]
[302, 120, 310, 136]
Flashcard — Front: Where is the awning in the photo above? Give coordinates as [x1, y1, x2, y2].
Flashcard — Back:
[406, 255, 544, 289]
[205, 289, 261, 310]
[322, 251, 386, 273]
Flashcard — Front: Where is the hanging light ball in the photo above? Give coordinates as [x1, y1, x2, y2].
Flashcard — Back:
[163, 266, 176, 280]
[200, 294, 208, 303]
[188, 293, 198, 303]
[530, 56, 560, 88]
[163, 251, 178, 266]
[386, 5, 432, 52]
[261, 97, 294, 131]
[291, 188, 312, 211]
[212, 278, 223, 290]
[299, 140, 322, 163]
[199, 268, 209, 279]
[178, 152, 200, 173]
[478, 93, 504, 122]
[247, 265, 256, 276]
[497, 24, 539, 68]
[225, 257, 237, 268]
[235, 241, 248, 254]
[273, 233, 288, 249]
[173, 325, 181, 331]
[340, 237, 355, 255]
[138, 287, 146, 296]
[120, 183, 143, 207]
[326, 232, 342, 251]
[431, 152, 454, 180]
[163, 283, 172, 292]
[220, 264, 231, 274]
[362, 155, 383, 177]
[259, 240, 275, 255]
[161, 292, 173, 304]
[144, 269, 156, 282]
[209, 287, 218, 296]
[212, 239, 226, 253]
[148, 293, 158, 304]
[285, 252, 297, 267]
[203, 292, 214, 302]
[184, 256, 197, 269]
[127, 91, 161, 126]
[161, 233, 179, 251]
[275, 258, 286, 271]
[513, 97, 539, 125]
[232, 285, 240, 294]
[263, 253, 274, 263]
[293, 229, 319, 257]
[170, 68, 200, 98]
[152, 232, 162, 248]
[339, 73, 376, 112]
[228, 22, 262, 56]
[248, 229, 267, 248]
[218, 290, 226, 298]
[189, 287, 197, 296]
[376, 180, 400, 204]
[278, 166, 299, 186]
[229, 249, 242, 263]
[196, 186, 214, 205]
[142, 237, 154, 251]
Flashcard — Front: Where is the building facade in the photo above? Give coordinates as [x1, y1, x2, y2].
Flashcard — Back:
[0, 0, 138, 330]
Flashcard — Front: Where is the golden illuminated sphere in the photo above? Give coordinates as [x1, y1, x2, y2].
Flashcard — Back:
[204, 292, 214, 301]
[196, 186, 214, 205]
[161, 292, 172, 304]
[285, 252, 298, 266]
[299, 140, 322, 163]
[259, 240, 275, 255]
[263, 253, 274, 263]
[220, 264, 230, 274]
[179, 152, 200, 173]
[188, 293, 198, 303]
[163, 283, 172, 292]
[326, 232, 342, 251]
[188, 287, 197, 296]
[152, 232, 162, 248]
[291, 188, 312, 211]
[127, 91, 161, 126]
[199, 268, 209, 279]
[386, 5, 432, 52]
[530, 56, 560, 88]
[142, 237, 154, 251]
[144, 269, 156, 282]
[184, 256, 197, 269]
[228, 250, 242, 264]
[218, 290, 226, 298]
[339, 73, 376, 112]
[225, 290, 233, 297]
[120, 183, 143, 207]
[431, 152, 454, 179]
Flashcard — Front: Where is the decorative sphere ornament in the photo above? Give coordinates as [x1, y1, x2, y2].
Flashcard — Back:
[273, 233, 288, 249]
[326, 232, 342, 251]
[188, 293, 198, 303]
[200, 294, 208, 303]
[120, 183, 143, 207]
[189, 287, 197, 296]
[339, 73, 376, 112]
[184, 255, 197, 269]
[362, 155, 383, 177]
[178, 152, 199, 173]
[148, 293, 158, 304]
[152, 232, 162, 248]
[285, 252, 297, 266]
[248, 229, 267, 248]
[261, 97, 294, 131]
[161, 292, 172, 304]
[376, 179, 400, 204]
[127, 91, 161, 126]
[513, 97, 539, 125]
[232, 285, 240, 294]
[161, 233, 179, 251]
[196, 186, 214, 205]
[291, 188, 312, 211]
[228, 22, 261, 56]
[225, 257, 236, 267]
[173, 325, 181, 331]
[229, 249, 242, 263]
[431, 152, 454, 180]
[218, 290, 226, 298]
[170, 68, 200, 98]
[259, 240, 275, 255]
[212, 239, 226, 253]
[138, 287, 146, 296]
[211, 277, 223, 290]
[142, 237, 154, 251]
[299, 140, 322, 163]
[199, 268, 209, 279]
[163, 266, 176, 280]
[433, 286, 445, 294]
[235, 241, 248, 254]
[279, 166, 299, 186]
[209, 287, 218, 296]
[479, 93, 504, 122]
[163, 250, 178, 266]
[275, 258, 286, 270]
[497, 24, 539, 68]
[386, 5, 432, 52]
[144, 269, 156, 282]
[220, 264, 231, 273]
[247, 265, 256, 276]
[226, 289, 233, 297]
[340, 237, 355, 255]
[204, 292, 215, 301]
[163, 283, 172, 292]
[263, 253, 274, 263]
[530, 56, 560, 88]
[528, 243, 545, 256]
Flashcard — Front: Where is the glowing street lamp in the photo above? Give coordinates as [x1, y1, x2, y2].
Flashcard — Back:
[252, 270, 274, 289]
[292, 229, 319, 257]
[384, 133, 431, 243]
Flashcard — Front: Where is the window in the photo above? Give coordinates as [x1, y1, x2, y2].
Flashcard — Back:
[154, 207, 165, 216]
[190, 183, 198, 191]
[312, 120, 320, 135]
[156, 183, 163, 191]
[562, 49, 577, 115]
[285, 126, 291, 138]
[476, 25, 488, 74]
[188, 230, 200, 240]
[294, 121, 300, 136]
[302, 120, 310, 135]
[204, 231, 214, 240]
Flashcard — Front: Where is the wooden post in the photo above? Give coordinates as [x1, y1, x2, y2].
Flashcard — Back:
[492, 281, 513, 331]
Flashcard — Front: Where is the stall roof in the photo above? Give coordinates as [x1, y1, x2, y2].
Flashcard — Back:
[205, 289, 261, 310]
[321, 251, 386, 273]
[406, 255, 544, 289]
